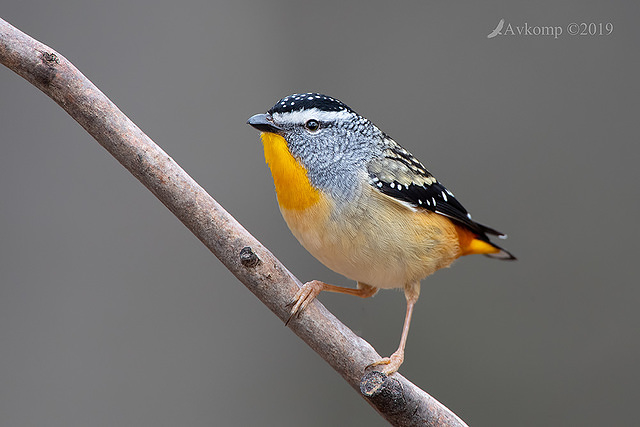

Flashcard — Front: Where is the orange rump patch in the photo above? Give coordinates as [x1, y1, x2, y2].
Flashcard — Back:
[454, 225, 500, 257]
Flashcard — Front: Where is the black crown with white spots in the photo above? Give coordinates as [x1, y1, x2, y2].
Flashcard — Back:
[268, 93, 354, 115]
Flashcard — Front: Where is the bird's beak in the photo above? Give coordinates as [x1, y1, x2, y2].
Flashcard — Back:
[247, 113, 282, 133]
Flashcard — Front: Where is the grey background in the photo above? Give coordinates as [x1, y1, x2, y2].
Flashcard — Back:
[1, 1, 638, 426]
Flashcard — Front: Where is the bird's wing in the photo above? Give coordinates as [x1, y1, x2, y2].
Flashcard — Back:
[367, 138, 504, 238]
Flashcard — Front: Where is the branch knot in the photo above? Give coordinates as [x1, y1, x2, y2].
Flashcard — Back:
[240, 246, 261, 268]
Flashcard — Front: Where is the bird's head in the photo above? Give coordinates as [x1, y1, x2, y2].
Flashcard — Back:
[247, 93, 384, 172]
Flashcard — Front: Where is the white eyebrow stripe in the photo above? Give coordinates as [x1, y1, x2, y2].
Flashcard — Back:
[272, 108, 353, 125]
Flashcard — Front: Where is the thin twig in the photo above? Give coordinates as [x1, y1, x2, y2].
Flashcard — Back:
[0, 17, 469, 427]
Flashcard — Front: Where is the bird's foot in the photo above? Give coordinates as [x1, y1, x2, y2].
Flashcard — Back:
[285, 280, 325, 326]
[366, 350, 404, 376]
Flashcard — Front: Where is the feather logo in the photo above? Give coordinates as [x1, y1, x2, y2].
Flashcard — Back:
[487, 18, 505, 38]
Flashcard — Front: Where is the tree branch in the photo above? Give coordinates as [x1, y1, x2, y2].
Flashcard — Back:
[0, 17, 469, 427]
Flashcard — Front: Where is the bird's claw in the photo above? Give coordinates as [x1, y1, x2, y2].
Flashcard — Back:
[284, 280, 324, 326]
[366, 351, 404, 376]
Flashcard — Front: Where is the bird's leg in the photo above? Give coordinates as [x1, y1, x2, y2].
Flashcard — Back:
[368, 282, 420, 375]
[286, 281, 377, 325]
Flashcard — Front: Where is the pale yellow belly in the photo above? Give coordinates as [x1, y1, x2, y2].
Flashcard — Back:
[280, 186, 461, 289]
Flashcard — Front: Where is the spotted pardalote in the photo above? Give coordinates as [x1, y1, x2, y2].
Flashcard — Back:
[248, 93, 515, 375]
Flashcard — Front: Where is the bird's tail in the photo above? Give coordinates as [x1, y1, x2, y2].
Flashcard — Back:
[455, 225, 517, 260]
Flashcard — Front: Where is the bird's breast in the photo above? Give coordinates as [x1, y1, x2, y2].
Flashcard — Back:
[279, 185, 462, 289]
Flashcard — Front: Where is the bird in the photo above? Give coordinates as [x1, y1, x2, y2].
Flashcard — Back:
[247, 93, 515, 375]
[487, 18, 505, 38]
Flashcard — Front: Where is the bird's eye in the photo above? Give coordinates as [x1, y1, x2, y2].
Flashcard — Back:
[305, 119, 320, 132]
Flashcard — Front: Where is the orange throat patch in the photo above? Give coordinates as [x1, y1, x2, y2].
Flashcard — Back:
[261, 132, 320, 210]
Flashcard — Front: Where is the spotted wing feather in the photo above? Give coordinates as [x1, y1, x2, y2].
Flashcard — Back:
[367, 139, 505, 239]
